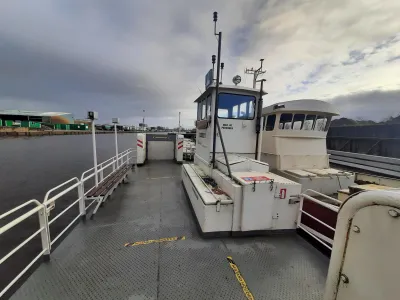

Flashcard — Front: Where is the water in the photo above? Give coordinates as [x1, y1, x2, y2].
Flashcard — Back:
[0, 134, 136, 296]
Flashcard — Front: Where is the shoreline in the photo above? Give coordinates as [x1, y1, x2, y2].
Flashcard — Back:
[0, 128, 138, 136]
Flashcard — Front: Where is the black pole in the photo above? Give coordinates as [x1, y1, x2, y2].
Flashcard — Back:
[255, 79, 266, 159]
[212, 31, 222, 168]
[220, 62, 224, 84]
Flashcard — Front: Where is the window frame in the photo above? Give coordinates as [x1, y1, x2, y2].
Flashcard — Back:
[197, 102, 202, 120]
[314, 115, 329, 131]
[324, 116, 332, 131]
[206, 94, 211, 119]
[292, 113, 306, 130]
[303, 114, 316, 131]
[217, 93, 256, 120]
[279, 113, 294, 130]
[264, 114, 276, 131]
[201, 99, 207, 120]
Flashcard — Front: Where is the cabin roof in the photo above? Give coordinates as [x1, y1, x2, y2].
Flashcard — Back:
[262, 99, 339, 116]
[194, 84, 266, 103]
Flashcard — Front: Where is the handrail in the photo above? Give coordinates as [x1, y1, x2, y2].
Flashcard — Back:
[0, 202, 42, 235]
[0, 202, 48, 298]
[81, 148, 133, 181]
[0, 199, 41, 221]
[302, 189, 342, 205]
[297, 189, 340, 250]
[80, 148, 134, 199]
[301, 194, 340, 212]
[0, 148, 135, 297]
[44, 177, 80, 203]
[80, 148, 132, 179]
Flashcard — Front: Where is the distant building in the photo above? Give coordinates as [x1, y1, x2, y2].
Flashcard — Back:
[74, 119, 92, 125]
[0, 110, 74, 124]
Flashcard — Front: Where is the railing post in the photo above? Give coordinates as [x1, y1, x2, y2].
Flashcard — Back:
[38, 206, 51, 261]
[112, 157, 116, 172]
[99, 163, 104, 182]
[91, 118, 99, 187]
[296, 195, 304, 227]
[113, 120, 119, 168]
[78, 183, 86, 220]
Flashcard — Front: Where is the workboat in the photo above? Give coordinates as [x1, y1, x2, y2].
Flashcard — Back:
[178, 74, 399, 299]
[1, 11, 399, 300]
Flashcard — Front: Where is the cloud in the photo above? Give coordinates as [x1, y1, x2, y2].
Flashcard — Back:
[341, 50, 366, 66]
[239, 0, 400, 105]
[0, 0, 399, 127]
[330, 90, 400, 121]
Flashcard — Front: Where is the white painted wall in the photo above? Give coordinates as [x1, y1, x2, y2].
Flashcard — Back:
[175, 134, 184, 162]
[136, 133, 146, 164]
[261, 112, 330, 170]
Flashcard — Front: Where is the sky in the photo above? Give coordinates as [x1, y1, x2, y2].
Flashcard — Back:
[0, 0, 399, 127]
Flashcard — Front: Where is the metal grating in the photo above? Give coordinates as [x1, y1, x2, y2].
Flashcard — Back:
[11, 162, 329, 300]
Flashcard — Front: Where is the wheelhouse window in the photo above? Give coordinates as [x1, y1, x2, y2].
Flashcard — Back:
[206, 95, 211, 118]
[324, 116, 332, 131]
[197, 102, 202, 120]
[292, 114, 305, 130]
[264, 114, 276, 131]
[232, 105, 239, 118]
[315, 116, 331, 131]
[303, 115, 316, 130]
[279, 113, 293, 130]
[217, 93, 256, 119]
[201, 99, 206, 120]
[271, 112, 331, 131]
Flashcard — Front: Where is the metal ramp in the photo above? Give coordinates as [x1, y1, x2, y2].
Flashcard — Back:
[11, 162, 328, 300]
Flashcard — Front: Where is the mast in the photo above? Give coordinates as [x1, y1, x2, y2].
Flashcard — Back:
[211, 12, 222, 168]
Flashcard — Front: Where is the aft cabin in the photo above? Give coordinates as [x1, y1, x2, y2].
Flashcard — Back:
[260, 99, 339, 171]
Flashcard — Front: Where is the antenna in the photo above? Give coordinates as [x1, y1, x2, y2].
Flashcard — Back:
[245, 58, 266, 88]
[220, 62, 224, 84]
[213, 11, 218, 35]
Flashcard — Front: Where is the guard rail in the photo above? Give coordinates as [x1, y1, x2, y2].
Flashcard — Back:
[297, 189, 340, 250]
[328, 150, 400, 178]
[0, 148, 135, 297]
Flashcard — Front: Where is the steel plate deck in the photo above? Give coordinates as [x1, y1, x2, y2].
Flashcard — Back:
[11, 161, 329, 300]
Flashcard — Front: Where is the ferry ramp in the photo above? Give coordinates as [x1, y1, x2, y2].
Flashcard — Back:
[10, 161, 329, 300]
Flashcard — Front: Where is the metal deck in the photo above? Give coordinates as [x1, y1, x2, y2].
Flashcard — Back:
[11, 162, 329, 300]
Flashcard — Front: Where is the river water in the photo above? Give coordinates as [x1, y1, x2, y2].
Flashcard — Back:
[0, 134, 136, 296]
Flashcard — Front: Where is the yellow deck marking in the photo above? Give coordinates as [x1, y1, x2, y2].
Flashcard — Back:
[124, 236, 185, 247]
[227, 256, 255, 300]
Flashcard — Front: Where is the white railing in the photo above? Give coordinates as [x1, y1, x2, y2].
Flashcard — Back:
[296, 189, 341, 250]
[44, 177, 82, 246]
[81, 148, 134, 210]
[0, 148, 135, 297]
[0, 200, 49, 298]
